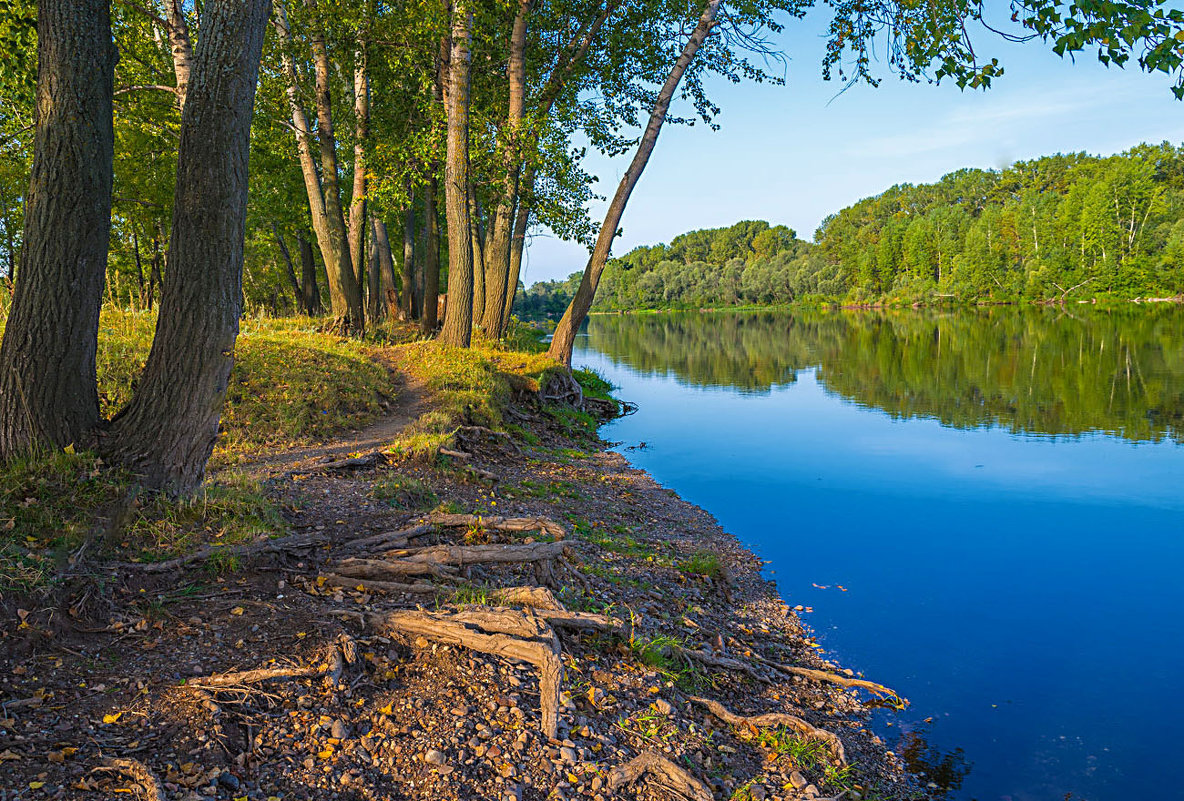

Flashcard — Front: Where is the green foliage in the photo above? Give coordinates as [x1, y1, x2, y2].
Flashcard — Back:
[677, 550, 723, 578]
[573, 367, 615, 399]
[371, 474, 438, 510]
[587, 305, 1184, 443]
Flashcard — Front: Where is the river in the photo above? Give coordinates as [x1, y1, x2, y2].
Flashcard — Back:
[571, 306, 1184, 801]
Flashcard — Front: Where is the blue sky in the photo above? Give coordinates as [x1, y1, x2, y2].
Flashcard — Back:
[519, 8, 1184, 285]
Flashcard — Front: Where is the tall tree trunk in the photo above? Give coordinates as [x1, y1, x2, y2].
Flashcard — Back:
[298, 233, 322, 314]
[275, 0, 363, 334]
[163, 0, 193, 109]
[347, 41, 369, 286]
[399, 195, 416, 320]
[309, 2, 364, 333]
[373, 217, 399, 319]
[421, 173, 441, 334]
[502, 171, 532, 331]
[100, 0, 271, 493]
[438, 3, 474, 347]
[470, 187, 485, 333]
[0, 0, 115, 459]
[366, 217, 382, 323]
[273, 223, 304, 312]
[547, 0, 722, 365]
[480, 0, 529, 338]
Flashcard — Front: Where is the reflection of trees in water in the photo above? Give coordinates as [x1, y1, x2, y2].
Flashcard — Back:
[584, 307, 1184, 442]
[899, 730, 972, 797]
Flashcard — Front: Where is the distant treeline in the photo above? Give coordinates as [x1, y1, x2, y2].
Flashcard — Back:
[515, 143, 1184, 315]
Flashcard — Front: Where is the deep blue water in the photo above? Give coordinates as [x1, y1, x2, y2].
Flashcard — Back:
[572, 308, 1184, 801]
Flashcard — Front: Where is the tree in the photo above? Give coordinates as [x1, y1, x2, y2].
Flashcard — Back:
[548, 0, 725, 364]
[0, 0, 115, 458]
[438, 1, 475, 346]
[100, 0, 272, 493]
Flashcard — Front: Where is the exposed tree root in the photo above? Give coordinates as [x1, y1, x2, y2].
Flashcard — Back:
[334, 556, 459, 580]
[92, 758, 165, 801]
[607, 751, 713, 801]
[676, 646, 772, 684]
[490, 585, 564, 610]
[366, 609, 563, 738]
[341, 523, 432, 553]
[425, 512, 567, 540]
[118, 531, 327, 573]
[320, 574, 439, 595]
[752, 653, 906, 708]
[187, 634, 357, 690]
[383, 540, 574, 588]
[438, 447, 471, 460]
[689, 695, 847, 766]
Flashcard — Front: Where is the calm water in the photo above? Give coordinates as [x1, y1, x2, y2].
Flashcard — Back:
[571, 307, 1184, 801]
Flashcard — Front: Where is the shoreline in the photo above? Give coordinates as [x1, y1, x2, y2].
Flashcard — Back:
[0, 358, 928, 801]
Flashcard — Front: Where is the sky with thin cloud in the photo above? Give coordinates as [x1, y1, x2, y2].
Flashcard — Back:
[520, 8, 1184, 285]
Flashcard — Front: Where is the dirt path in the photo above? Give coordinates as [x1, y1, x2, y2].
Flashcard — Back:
[235, 357, 429, 479]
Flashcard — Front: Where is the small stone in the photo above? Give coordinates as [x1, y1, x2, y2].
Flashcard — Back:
[804, 784, 820, 798]
[424, 749, 447, 766]
[749, 787, 767, 800]
[559, 746, 577, 764]
[789, 771, 807, 789]
[330, 720, 349, 740]
[653, 699, 674, 716]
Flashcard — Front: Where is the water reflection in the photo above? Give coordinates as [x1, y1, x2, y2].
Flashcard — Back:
[586, 306, 1184, 442]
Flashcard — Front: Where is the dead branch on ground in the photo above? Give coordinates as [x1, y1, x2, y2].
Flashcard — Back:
[689, 695, 847, 766]
[607, 752, 713, 801]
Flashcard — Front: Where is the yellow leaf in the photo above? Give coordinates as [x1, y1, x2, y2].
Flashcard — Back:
[63, 443, 75, 454]
[378, 702, 393, 715]
[102, 712, 122, 724]
[318, 749, 333, 759]
[230, 607, 245, 616]
[29, 782, 44, 789]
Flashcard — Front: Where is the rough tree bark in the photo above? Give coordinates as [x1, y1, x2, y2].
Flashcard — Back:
[275, 0, 363, 334]
[546, 0, 721, 365]
[0, 0, 116, 459]
[100, 0, 271, 493]
[437, 3, 474, 347]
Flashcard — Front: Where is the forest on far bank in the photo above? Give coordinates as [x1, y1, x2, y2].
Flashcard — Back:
[514, 142, 1184, 317]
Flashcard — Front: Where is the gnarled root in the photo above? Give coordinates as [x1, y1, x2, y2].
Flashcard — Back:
[367, 609, 563, 738]
[389, 541, 573, 589]
[676, 646, 773, 685]
[92, 758, 165, 801]
[491, 585, 564, 610]
[188, 634, 357, 690]
[334, 556, 459, 580]
[426, 512, 567, 540]
[607, 752, 713, 801]
[690, 695, 847, 766]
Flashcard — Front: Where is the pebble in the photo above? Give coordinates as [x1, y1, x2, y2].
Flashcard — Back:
[424, 749, 447, 765]
[330, 720, 349, 739]
[559, 746, 577, 764]
[789, 771, 808, 789]
[653, 698, 674, 716]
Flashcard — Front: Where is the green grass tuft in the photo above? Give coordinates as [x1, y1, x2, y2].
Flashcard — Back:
[371, 474, 437, 510]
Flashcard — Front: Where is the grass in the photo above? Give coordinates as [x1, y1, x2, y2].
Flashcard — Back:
[504, 478, 582, 501]
[389, 340, 555, 457]
[677, 550, 723, 578]
[95, 310, 400, 460]
[0, 451, 284, 591]
[370, 474, 437, 511]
